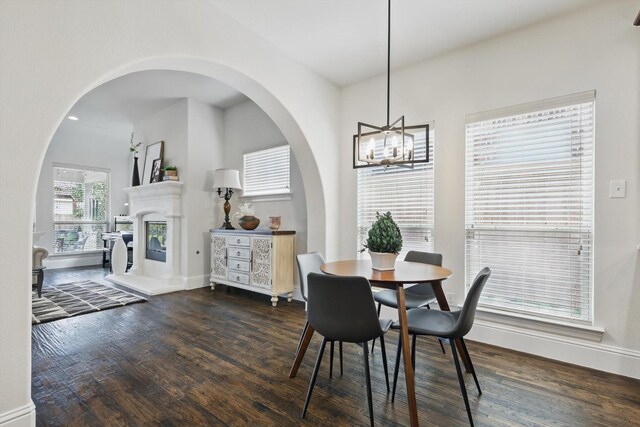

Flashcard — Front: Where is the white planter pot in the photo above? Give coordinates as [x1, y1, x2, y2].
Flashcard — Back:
[369, 251, 398, 271]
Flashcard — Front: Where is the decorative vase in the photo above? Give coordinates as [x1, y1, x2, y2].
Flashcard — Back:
[369, 251, 398, 271]
[269, 216, 281, 230]
[132, 156, 140, 187]
[238, 215, 260, 230]
[111, 236, 128, 275]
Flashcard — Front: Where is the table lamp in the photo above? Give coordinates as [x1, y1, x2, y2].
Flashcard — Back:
[214, 169, 242, 229]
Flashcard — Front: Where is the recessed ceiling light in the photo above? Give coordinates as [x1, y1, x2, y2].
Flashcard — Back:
[68, 115, 79, 121]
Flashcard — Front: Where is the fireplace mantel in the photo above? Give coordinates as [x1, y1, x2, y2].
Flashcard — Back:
[107, 181, 186, 295]
[125, 181, 184, 217]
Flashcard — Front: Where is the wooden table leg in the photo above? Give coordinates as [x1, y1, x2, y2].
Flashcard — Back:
[431, 281, 471, 372]
[397, 285, 419, 427]
[289, 323, 315, 378]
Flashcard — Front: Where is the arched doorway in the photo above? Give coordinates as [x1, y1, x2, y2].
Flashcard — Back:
[5, 55, 337, 425]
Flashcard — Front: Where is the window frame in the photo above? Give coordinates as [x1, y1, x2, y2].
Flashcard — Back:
[464, 91, 595, 325]
[356, 125, 435, 259]
[242, 144, 291, 199]
[52, 163, 111, 255]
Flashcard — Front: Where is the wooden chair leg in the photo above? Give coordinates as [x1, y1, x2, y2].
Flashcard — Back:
[392, 333, 402, 402]
[460, 338, 481, 394]
[302, 337, 327, 418]
[450, 340, 474, 427]
[371, 303, 382, 353]
[339, 341, 344, 376]
[379, 334, 390, 392]
[362, 343, 374, 427]
[296, 321, 309, 354]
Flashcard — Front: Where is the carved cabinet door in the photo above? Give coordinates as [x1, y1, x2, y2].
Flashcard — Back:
[211, 235, 227, 279]
[250, 237, 272, 289]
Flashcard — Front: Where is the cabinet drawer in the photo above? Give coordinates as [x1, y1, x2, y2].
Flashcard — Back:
[229, 259, 250, 272]
[228, 247, 251, 260]
[228, 270, 250, 285]
[227, 235, 250, 247]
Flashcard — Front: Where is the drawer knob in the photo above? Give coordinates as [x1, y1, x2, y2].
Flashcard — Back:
[236, 276, 240, 281]
[237, 239, 240, 243]
[237, 263, 240, 268]
[237, 251, 241, 256]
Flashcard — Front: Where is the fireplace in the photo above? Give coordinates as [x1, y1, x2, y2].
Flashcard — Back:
[145, 221, 167, 262]
[106, 181, 185, 295]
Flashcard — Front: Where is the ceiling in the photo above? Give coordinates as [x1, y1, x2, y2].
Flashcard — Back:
[60, 70, 247, 140]
[57, 1, 599, 140]
[211, 0, 599, 86]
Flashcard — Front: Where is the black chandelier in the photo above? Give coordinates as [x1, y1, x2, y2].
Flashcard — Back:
[353, 0, 429, 169]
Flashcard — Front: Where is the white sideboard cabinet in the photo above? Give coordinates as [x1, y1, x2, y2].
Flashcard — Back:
[210, 229, 296, 306]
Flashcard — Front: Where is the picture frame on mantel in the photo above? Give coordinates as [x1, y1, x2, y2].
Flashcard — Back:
[142, 141, 164, 185]
[150, 159, 162, 183]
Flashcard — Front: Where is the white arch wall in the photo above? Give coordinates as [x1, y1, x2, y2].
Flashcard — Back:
[0, 1, 340, 424]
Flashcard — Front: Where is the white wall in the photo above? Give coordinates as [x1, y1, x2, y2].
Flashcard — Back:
[185, 98, 225, 288]
[339, 0, 640, 377]
[0, 1, 341, 423]
[35, 126, 130, 269]
[223, 99, 308, 298]
[134, 99, 189, 279]
[134, 98, 226, 288]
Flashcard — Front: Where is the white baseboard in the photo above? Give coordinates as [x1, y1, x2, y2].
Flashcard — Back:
[185, 274, 210, 290]
[45, 255, 102, 269]
[0, 402, 35, 427]
[468, 320, 640, 380]
[378, 305, 640, 379]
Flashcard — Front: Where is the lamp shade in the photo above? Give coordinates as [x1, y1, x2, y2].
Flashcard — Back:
[214, 169, 242, 190]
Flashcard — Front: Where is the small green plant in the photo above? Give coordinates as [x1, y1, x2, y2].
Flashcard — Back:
[362, 211, 402, 254]
[163, 165, 177, 171]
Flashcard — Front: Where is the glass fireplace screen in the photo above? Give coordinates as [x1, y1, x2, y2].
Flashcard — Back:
[145, 221, 167, 262]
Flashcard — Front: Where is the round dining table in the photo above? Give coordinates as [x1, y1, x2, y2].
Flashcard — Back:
[289, 259, 454, 427]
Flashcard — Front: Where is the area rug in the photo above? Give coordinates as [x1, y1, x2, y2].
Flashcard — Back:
[32, 280, 146, 324]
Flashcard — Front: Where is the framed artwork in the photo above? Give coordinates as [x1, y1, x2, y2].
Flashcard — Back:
[142, 141, 164, 185]
[150, 159, 162, 183]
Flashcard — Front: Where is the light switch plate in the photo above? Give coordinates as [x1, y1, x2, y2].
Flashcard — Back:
[609, 180, 626, 198]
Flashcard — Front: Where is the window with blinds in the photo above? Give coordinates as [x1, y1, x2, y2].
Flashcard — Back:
[465, 91, 594, 323]
[357, 127, 434, 259]
[243, 145, 291, 197]
[53, 165, 110, 254]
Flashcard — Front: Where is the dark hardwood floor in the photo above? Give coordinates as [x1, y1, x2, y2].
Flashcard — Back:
[32, 267, 640, 426]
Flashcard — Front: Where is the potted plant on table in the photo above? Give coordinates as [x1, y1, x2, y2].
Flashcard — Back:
[361, 211, 403, 271]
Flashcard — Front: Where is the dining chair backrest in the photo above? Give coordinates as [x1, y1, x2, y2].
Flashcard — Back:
[307, 272, 382, 343]
[452, 267, 491, 338]
[404, 250, 442, 267]
[403, 251, 443, 298]
[296, 252, 326, 302]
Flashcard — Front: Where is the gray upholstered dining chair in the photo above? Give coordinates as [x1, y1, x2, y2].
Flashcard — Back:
[392, 267, 491, 427]
[302, 273, 392, 427]
[371, 250, 445, 354]
[295, 252, 343, 378]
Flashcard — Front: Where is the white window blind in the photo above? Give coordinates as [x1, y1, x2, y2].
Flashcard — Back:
[465, 91, 594, 323]
[357, 127, 434, 259]
[243, 145, 291, 197]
